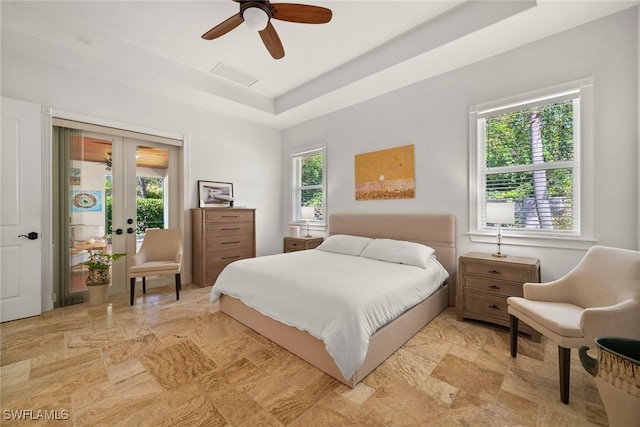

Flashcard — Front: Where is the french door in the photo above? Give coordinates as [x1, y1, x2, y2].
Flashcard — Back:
[54, 124, 180, 305]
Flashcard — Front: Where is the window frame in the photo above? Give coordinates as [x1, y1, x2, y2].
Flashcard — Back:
[289, 145, 327, 230]
[468, 79, 596, 250]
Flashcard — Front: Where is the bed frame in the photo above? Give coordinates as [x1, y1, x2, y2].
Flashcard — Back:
[219, 213, 456, 387]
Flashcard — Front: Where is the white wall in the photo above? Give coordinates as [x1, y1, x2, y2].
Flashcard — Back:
[2, 44, 283, 285]
[282, 9, 638, 282]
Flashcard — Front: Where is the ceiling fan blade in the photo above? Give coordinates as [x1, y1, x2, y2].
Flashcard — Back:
[259, 22, 285, 59]
[201, 14, 244, 40]
[271, 3, 332, 24]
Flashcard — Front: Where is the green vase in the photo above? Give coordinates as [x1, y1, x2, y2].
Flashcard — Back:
[579, 337, 640, 427]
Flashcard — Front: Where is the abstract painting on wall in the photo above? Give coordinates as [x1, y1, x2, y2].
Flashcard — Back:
[355, 144, 415, 200]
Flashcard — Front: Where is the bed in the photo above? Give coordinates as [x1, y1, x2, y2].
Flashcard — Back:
[210, 213, 456, 387]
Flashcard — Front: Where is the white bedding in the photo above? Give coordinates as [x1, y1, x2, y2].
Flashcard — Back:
[210, 249, 449, 379]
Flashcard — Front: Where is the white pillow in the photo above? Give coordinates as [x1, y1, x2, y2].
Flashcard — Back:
[359, 238, 435, 269]
[316, 234, 373, 256]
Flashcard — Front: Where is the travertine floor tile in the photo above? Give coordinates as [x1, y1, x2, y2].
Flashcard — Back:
[0, 287, 606, 426]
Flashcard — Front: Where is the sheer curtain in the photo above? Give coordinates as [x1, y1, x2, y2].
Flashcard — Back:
[53, 126, 84, 306]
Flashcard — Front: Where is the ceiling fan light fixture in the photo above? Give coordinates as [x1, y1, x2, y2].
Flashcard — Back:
[242, 6, 270, 31]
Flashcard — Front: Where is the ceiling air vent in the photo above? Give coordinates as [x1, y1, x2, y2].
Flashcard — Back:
[210, 62, 258, 87]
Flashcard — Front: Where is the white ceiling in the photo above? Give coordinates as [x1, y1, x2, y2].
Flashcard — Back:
[2, 1, 638, 129]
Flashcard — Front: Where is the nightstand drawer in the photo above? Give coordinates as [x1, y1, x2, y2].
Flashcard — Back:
[462, 276, 524, 298]
[463, 261, 532, 283]
[462, 291, 509, 321]
[283, 237, 324, 253]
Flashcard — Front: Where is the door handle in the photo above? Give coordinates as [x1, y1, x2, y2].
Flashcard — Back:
[18, 232, 38, 240]
[115, 228, 123, 235]
[127, 228, 135, 234]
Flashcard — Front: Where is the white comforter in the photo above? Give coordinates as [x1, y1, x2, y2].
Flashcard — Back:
[210, 250, 449, 379]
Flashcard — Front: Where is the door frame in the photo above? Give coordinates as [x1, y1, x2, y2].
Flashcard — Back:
[43, 108, 188, 310]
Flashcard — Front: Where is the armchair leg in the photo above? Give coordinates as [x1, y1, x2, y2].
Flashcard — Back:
[559, 346, 570, 404]
[130, 277, 135, 306]
[175, 273, 181, 301]
[142, 277, 146, 294]
[510, 314, 518, 358]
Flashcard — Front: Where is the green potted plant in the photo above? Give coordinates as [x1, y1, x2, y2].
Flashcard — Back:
[84, 252, 126, 304]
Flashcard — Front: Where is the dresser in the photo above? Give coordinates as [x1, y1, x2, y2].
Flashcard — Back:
[283, 236, 324, 253]
[456, 252, 541, 341]
[191, 208, 256, 287]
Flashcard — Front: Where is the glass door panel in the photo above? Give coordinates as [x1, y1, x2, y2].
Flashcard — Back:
[55, 125, 179, 306]
[68, 134, 114, 296]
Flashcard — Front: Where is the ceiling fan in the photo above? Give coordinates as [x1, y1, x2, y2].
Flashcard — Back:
[201, 0, 332, 59]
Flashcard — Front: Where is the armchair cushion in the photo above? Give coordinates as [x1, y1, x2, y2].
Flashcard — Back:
[130, 261, 181, 277]
[508, 297, 584, 338]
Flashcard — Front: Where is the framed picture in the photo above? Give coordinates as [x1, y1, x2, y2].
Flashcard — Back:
[70, 167, 81, 186]
[70, 190, 103, 212]
[355, 144, 415, 200]
[198, 180, 234, 208]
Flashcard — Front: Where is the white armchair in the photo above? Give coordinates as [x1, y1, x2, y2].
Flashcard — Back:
[508, 245, 640, 404]
[129, 228, 183, 305]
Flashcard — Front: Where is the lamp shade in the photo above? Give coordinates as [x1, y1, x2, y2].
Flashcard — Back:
[486, 202, 515, 225]
[301, 206, 315, 220]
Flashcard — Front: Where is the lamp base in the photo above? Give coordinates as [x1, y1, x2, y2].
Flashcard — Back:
[491, 252, 507, 258]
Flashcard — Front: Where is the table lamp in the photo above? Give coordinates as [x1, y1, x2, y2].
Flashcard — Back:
[301, 206, 315, 237]
[486, 201, 515, 257]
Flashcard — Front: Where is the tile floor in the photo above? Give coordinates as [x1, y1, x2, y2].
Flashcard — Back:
[1, 285, 608, 426]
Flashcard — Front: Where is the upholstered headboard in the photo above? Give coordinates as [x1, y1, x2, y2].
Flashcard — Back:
[328, 214, 456, 305]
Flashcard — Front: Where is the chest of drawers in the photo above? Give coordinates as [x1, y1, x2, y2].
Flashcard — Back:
[191, 208, 256, 287]
[456, 252, 541, 341]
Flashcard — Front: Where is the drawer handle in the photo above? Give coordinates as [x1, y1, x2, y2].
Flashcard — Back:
[488, 304, 500, 310]
[222, 255, 241, 260]
[222, 215, 241, 218]
[222, 241, 240, 245]
[488, 285, 501, 290]
[488, 270, 500, 274]
[221, 227, 241, 231]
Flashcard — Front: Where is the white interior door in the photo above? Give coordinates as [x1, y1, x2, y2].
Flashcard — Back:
[1, 97, 42, 322]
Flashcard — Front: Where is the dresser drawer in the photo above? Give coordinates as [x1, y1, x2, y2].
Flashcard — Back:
[462, 291, 509, 322]
[205, 235, 254, 252]
[462, 276, 524, 298]
[463, 261, 532, 283]
[205, 209, 254, 223]
[205, 221, 254, 237]
[205, 248, 255, 268]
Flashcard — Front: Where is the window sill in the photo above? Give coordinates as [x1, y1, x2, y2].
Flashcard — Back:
[467, 231, 597, 250]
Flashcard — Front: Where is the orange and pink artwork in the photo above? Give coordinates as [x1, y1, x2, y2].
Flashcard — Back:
[355, 144, 415, 200]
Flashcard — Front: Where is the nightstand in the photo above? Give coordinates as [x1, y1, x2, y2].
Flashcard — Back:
[456, 252, 541, 341]
[284, 236, 324, 253]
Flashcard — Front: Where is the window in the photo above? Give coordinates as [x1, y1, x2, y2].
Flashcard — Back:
[290, 146, 326, 227]
[469, 79, 594, 246]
